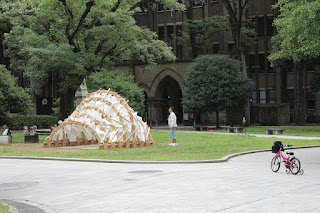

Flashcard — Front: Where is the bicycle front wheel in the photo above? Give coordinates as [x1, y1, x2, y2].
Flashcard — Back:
[290, 157, 301, 175]
[271, 155, 281, 172]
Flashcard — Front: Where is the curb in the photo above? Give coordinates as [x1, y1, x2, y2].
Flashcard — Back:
[0, 145, 320, 164]
[2, 202, 18, 213]
[2, 199, 57, 213]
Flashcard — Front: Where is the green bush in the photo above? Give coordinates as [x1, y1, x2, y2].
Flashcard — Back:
[0, 65, 33, 118]
[251, 105, 279, 126]
[227, 108, 245, 125]
[184, 54, 253, 126]
[0, 125, 8, 134]
[259, 106, 278, 126]
[6, 114, 58, 129]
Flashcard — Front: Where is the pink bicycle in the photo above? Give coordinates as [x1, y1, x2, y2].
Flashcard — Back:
[271, 141, 304, 175]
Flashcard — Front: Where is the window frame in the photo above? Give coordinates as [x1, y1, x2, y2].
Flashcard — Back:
[193, 0, 204, 8]
[269, 90, 275, 104]
[212, 43, 220, 54]
[158, 25, 165, 41]
[259, 90, 266, 104]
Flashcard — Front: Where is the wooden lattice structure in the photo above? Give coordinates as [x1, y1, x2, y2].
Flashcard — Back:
[44, 89, 155, 149]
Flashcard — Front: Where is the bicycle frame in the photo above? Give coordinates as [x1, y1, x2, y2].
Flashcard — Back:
[273, 150, 294, 168]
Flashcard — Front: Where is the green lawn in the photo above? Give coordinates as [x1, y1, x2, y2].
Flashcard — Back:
[0, 201, 9, 213]
[11, 133, 48, 143]
[1, 131, 319, 161]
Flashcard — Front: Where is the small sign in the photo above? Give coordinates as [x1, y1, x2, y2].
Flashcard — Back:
[183, 113, 189, 120]
[42, 98, 48, 105]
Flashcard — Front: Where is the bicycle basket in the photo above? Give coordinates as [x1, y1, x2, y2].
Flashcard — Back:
[272, 141, 284, 153]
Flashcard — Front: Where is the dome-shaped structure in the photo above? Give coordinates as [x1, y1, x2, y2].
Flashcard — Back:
[44, 89, 154, 149]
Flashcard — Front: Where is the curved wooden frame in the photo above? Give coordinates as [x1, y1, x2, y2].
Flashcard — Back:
[46, 120, 102, 147]
[77, 97, 132, 124]
[44, 89, 154, 148]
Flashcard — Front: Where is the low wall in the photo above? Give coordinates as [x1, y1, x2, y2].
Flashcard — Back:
[0, 135, 12, 145]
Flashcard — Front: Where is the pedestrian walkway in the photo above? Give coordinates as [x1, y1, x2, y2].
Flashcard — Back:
[154, 129, 320, 140]
[0, 148, 319, 212]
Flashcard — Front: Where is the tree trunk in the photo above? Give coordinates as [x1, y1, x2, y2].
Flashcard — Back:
[186, 2, 197, 59]
[295, 63, 305, 125]
[200, 112, 209, 125]
[59, 88, 77, 120]
[239, 48, 247, 76]
[220, 0, 250, 124]
[216, 111, 220, 129]
[239, 47, 251, 124]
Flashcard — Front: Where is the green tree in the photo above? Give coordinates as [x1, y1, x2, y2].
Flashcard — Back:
[3, 0, 184, 120]
[269, 0, 320, 125]
[183, 54, 253, 127]
[218, 0, 256, 123]
[269, 0, 320, 63]
[0, 19, 9, 65]
[220, 0, 254, 73]
[87, 69, 145, 116]
[0, 65, 33, 124]
[179, 1, 254, 60]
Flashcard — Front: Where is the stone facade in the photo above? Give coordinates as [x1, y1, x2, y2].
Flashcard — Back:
[116, 0, 319, 125]
[117, 63, 188, 124]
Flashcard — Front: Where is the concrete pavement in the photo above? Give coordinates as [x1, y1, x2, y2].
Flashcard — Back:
[154, 129, 320, 140]
[1, 148, 320, 213]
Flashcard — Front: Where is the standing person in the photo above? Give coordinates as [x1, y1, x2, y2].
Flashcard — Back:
[168, 107, 178, 146]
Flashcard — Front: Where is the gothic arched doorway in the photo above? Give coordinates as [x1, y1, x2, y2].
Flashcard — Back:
[155, 76, 183, 124]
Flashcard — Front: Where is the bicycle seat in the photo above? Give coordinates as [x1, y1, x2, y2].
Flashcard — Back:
[286, 152, 294, 155]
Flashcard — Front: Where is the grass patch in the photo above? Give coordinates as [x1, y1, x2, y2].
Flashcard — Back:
[11, 133, 48, 143]
[1, 131, 319, 161]
[0, 200, 10, 213]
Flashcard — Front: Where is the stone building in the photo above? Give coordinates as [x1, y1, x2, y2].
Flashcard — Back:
[117, 0, 319, 125]
[1, 0, 318, 125]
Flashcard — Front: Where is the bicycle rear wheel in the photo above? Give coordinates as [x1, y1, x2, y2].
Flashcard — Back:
[271, 155, 281, 172]
[290, 157, 301, 175]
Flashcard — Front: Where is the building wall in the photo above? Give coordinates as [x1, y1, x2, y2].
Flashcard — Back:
[121, 0, 320, 125]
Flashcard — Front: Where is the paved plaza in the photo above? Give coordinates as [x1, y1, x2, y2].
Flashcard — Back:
[1, 148, 320, 213]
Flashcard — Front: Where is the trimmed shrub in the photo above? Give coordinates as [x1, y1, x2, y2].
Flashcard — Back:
[6, 114, 58, 129]
[250, 104, 290, 125]
[259, 106, 278, 126]
[227, 108, 245, 125]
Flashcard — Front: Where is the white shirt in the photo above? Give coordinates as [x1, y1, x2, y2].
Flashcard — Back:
[168, 112, 177, 128]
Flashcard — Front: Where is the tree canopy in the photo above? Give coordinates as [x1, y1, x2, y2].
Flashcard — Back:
[268, 0, 320, 125]
[87, 69, 145, 116]
[2, 0, 184, 119]
[0, 65, 33, 123]
[269, 0, 320, 63]
[183, 54, 253, 126]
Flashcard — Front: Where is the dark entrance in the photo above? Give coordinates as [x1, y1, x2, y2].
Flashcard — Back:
[36, 97, 53, 115]
[155, 76, 183, 124]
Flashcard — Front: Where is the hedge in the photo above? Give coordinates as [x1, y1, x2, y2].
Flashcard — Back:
[6, 114, 58, 130]
[251, 104, 290, 125]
